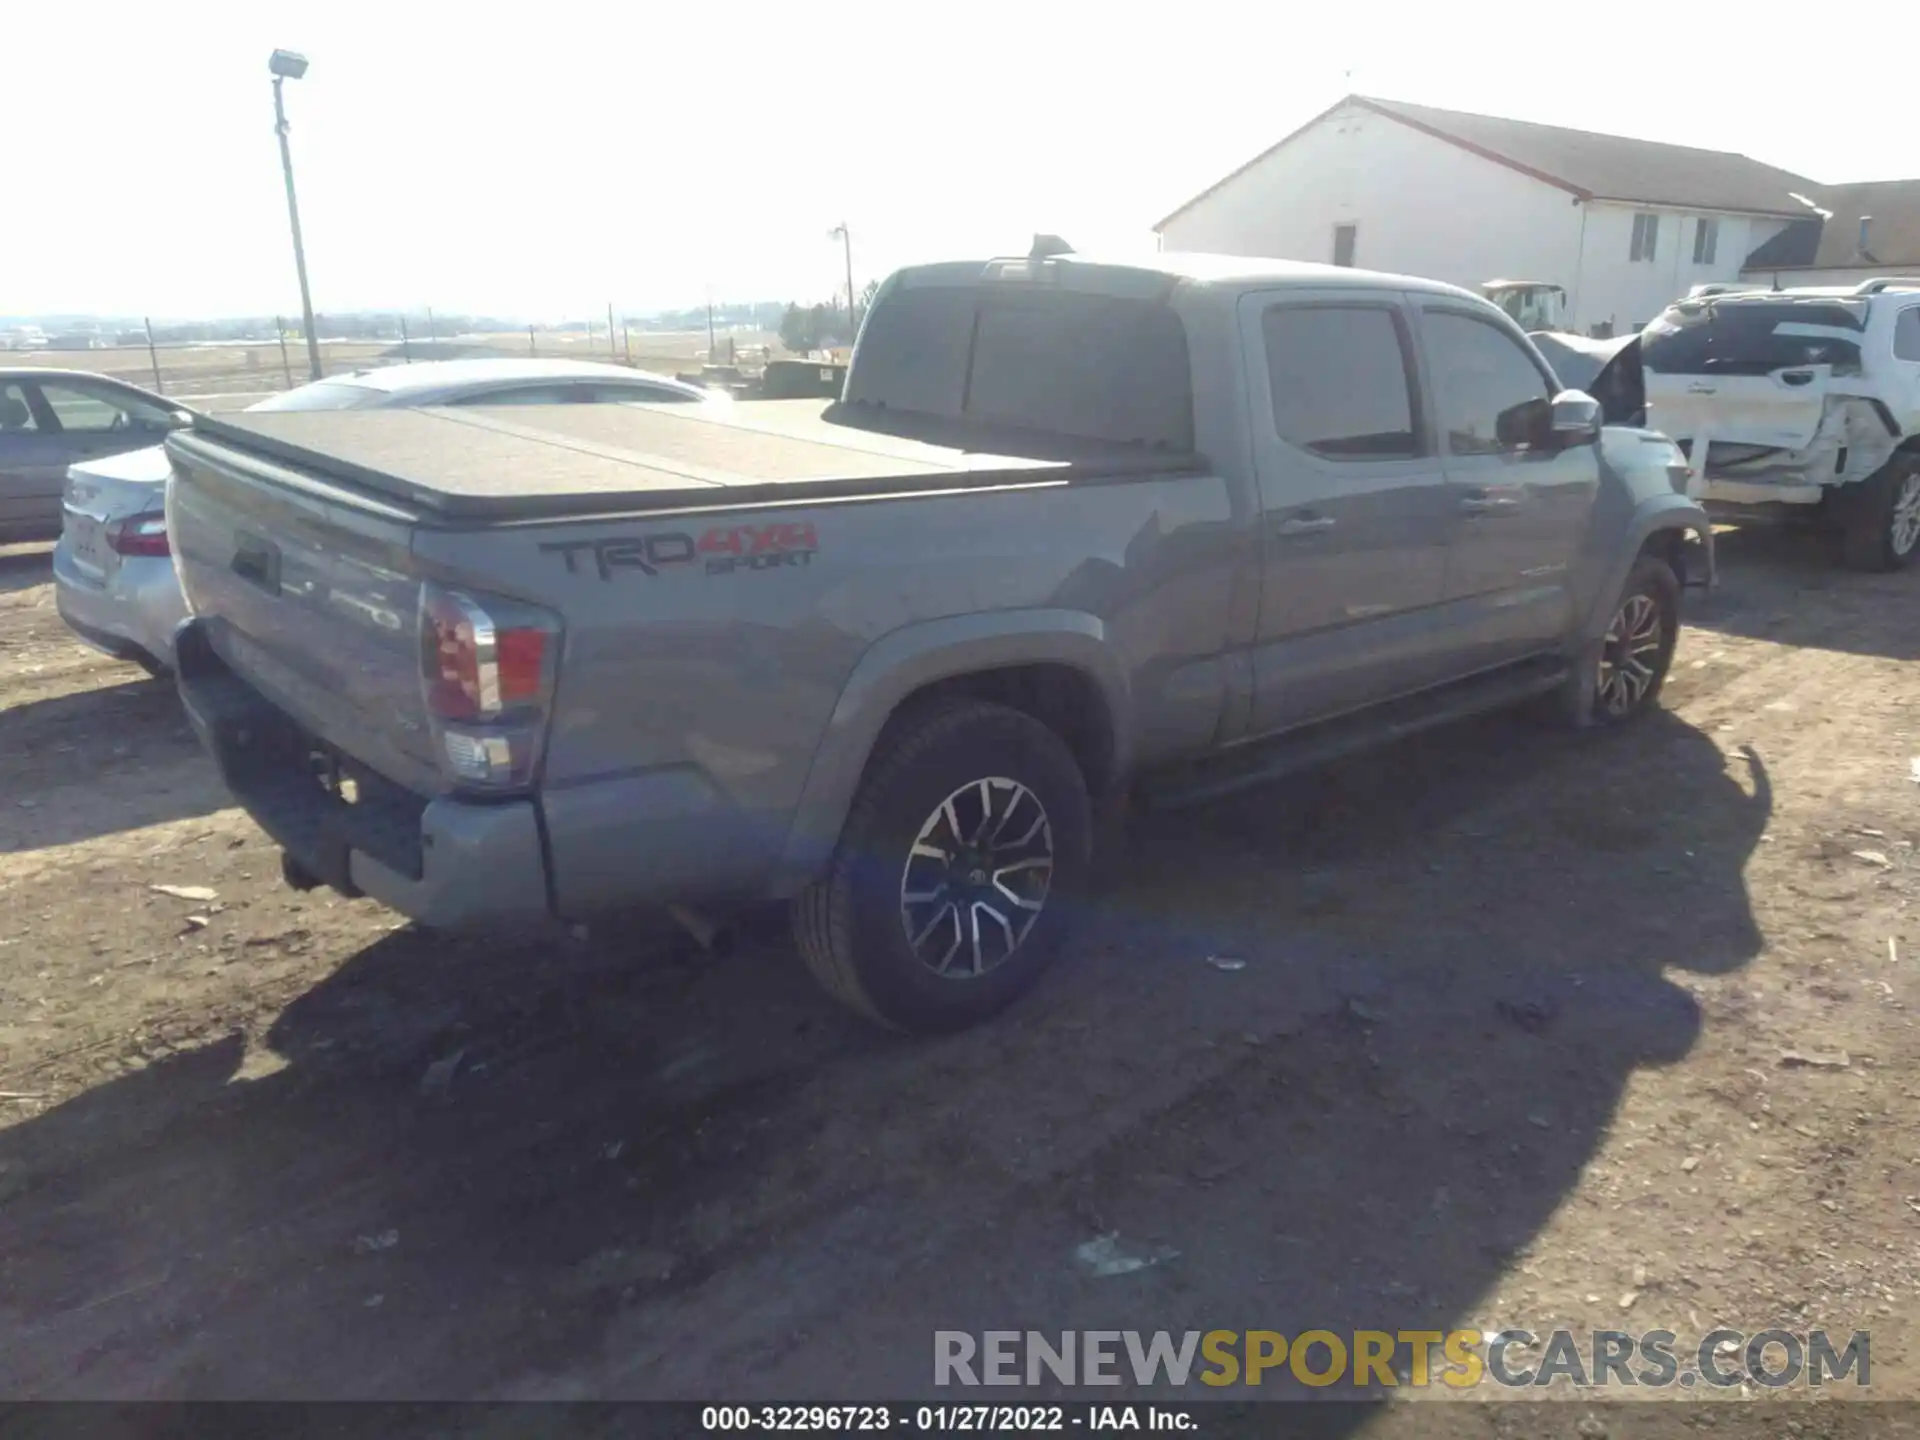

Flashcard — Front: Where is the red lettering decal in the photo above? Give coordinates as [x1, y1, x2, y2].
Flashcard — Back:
[697, 527, 744, 556]
[781, 522, 819, 552]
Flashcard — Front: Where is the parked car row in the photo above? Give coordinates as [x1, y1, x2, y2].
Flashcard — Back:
[36, 358, 718, 675]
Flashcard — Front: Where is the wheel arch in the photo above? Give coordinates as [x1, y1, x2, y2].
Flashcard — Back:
[768, 611, 1129, 897]
[1580, 499, 1714, 645]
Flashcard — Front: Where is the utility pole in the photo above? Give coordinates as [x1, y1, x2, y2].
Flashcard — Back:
[830, 222, 857, 342]
[706, 286, 717, 358]
[608, 302, 618, 359]
[269, 51, 323, 381]
[143, 318, 165, 395]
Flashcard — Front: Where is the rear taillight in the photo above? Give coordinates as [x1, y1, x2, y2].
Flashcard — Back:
[419, 583, 560, 790]
[107, 513, 170, 558]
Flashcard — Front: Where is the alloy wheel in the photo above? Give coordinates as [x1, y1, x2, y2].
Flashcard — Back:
[899, 777, 1055, 977]
[1891, 471, 1920, 558]
[1597, 592, 1664, 719]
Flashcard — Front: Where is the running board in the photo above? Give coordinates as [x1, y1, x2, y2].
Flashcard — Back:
[1137, 658, 1570, 812]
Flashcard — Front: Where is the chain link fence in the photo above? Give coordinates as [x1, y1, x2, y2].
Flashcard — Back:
[3, 314, 777, 411]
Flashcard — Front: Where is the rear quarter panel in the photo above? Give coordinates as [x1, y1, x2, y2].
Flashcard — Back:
[413, 473, 1240, 909]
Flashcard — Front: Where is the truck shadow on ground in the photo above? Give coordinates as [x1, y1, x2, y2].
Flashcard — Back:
[0, 546, 53, 596]
[0, 709, 1769, 1411]
[0, 675, 224, 852]
[1687, 526, 1920, 662]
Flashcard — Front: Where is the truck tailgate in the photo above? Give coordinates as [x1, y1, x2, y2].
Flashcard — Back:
[165, 428, 443, 799]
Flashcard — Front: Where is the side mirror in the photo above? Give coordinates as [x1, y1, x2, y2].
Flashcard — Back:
[1547, 390, 1602, 449]
[167, 410, 194, 430]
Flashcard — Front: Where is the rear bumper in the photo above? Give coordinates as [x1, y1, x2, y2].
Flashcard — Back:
[53, 541, 189, 669]
[175, 619, 550, 929]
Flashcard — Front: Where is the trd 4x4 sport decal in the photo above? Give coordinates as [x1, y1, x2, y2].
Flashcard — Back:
[541, 522, 819, 579]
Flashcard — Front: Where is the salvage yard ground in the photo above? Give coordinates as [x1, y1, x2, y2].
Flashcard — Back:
[1, 531, 1917, 1429]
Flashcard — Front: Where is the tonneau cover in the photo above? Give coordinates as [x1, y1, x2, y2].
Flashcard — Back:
[181, 397, 1082, 520]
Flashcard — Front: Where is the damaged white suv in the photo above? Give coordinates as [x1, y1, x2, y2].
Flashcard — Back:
[1641, 279, 1920, 571]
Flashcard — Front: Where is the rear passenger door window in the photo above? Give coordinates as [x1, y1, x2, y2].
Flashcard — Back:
[1894, 307, 1920, 362]
[1261, 305, 1421, 459]
[0, 381, 41, 434]
[1420, 311, 1554, 455]
[36, 381, 174, 434]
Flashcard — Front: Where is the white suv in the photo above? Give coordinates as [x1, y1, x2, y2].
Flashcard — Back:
[1641, 278, 1920, 570]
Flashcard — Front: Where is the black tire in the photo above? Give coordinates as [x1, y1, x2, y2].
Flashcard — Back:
[792, 700, 1092, 1033]
[1588, 555, 1680, 726]
[1838, 457, 1920, 573]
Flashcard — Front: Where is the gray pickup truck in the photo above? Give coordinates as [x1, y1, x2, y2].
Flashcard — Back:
[166, 248, 1712, 1032]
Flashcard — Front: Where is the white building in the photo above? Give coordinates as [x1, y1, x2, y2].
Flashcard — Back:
[1154, 96, 1830, 337]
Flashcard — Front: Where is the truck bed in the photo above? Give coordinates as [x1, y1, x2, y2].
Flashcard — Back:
[183, 397, 1126, 521]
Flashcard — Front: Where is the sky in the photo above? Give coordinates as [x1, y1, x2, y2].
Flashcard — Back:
[9, 0, 1916, 322]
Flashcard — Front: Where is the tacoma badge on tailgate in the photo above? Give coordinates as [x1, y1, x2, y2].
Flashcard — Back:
[541, 522, 818, 580]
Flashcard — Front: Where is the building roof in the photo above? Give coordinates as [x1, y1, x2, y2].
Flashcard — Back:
[1155, 95, 1822, 230]
[1742, 179, 1920, 271]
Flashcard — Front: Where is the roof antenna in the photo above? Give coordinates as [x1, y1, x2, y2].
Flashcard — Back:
[1030, 233, 1074, 260]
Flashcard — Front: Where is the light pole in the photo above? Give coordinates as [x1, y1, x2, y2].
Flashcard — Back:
[270, 49, 323, 381]
[829, 223, 857, 345]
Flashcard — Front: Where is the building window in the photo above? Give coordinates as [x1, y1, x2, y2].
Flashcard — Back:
[1630, 213, 1658, 262]
[1693, 217, 1719, 265]
[1332, 223, 1358, 268]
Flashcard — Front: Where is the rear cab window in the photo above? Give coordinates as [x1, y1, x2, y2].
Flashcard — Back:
[844, 279, 1195, 452]
[1641, 296, 1869, 376]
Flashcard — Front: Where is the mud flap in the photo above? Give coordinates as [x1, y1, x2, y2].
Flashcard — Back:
[1559, 636, 1604, 729]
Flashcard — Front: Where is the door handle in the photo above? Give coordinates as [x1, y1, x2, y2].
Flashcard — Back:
[1459, 491, 1522, 516]
[1276, 514, 1337, 537]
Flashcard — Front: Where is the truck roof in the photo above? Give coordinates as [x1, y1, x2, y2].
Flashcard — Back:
[891, 250, 1487, 306]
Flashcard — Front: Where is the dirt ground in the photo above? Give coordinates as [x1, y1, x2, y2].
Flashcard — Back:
[1, 530, 1916, 1429]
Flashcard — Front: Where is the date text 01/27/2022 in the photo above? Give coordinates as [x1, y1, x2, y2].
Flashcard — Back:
[699, 1405, 1195, 1432]
[542, 522, 821, 580]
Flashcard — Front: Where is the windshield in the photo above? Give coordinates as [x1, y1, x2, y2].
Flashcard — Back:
[246, 379, 388, 412]
[1640, 298, 1867, 377]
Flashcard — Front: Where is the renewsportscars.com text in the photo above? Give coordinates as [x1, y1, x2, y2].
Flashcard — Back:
[934, 1328, 1870, 1390]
